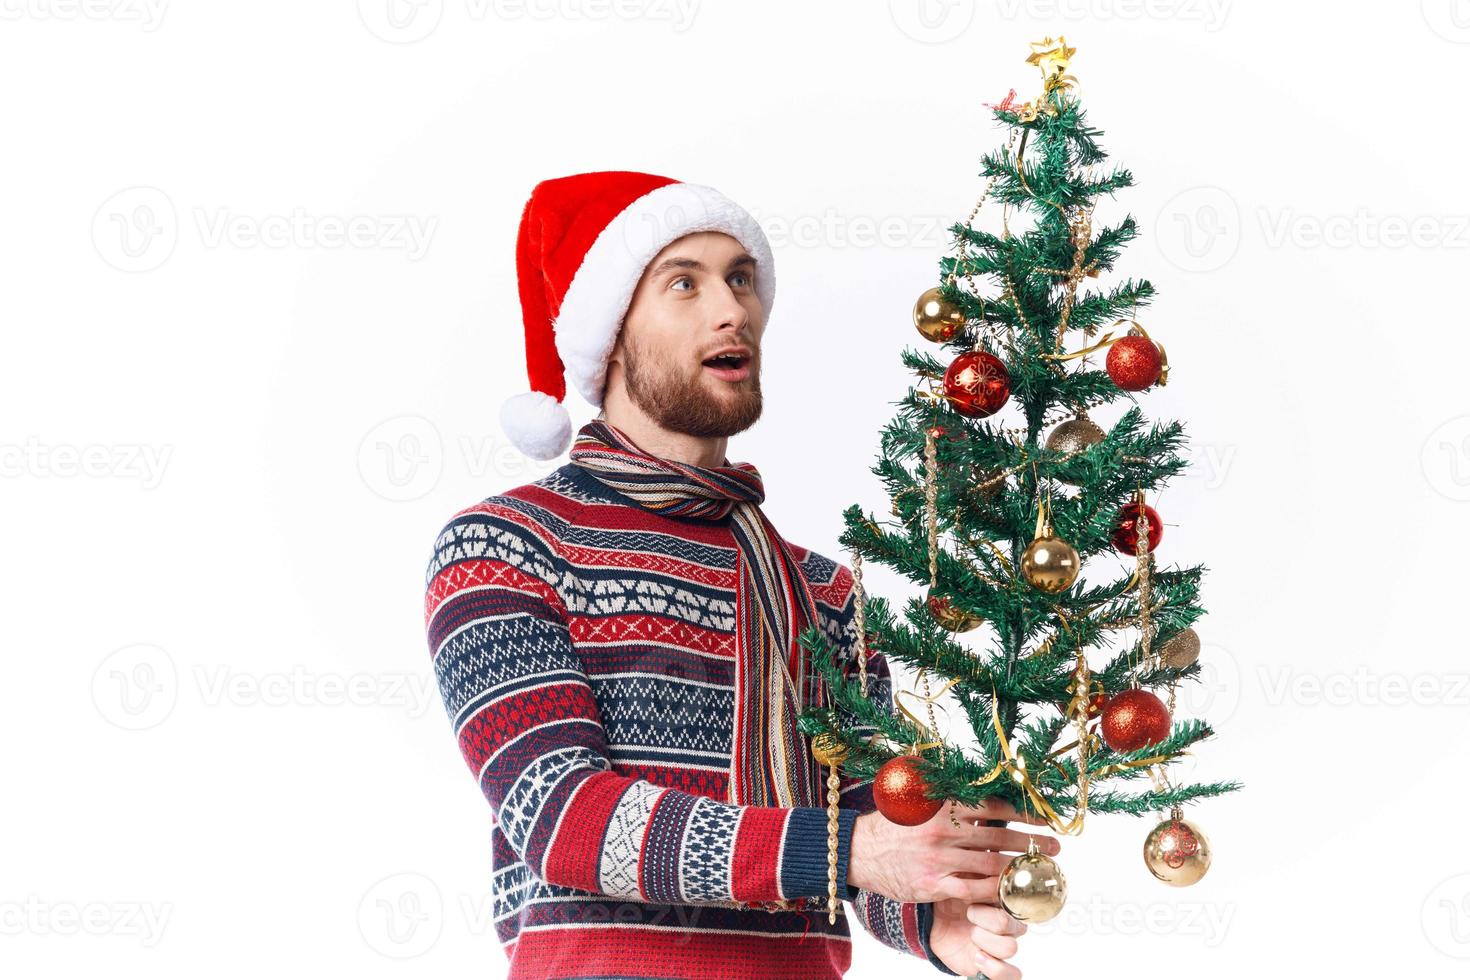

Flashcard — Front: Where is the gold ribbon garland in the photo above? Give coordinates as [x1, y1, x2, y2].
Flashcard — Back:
[893, 677, 959, 753]
[967, 687, 1175, 835]
[1039, 329, 1120, 363]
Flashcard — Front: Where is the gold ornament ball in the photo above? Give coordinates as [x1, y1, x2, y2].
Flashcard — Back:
[926, 589, 983, 632]
[913, 287, 966, 343]
[1045, 417, 1105, 485]
[1021, 530, 1080, 593]
[1160, 628, 1201, 668]
[1143, 813, 1212, 886]
[1045, 417, 1105, 456]
[998, 843, 1067, 922]
[810, 733, 848, 768]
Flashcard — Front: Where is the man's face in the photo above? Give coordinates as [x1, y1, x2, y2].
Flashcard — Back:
[607, 231, 765, 438]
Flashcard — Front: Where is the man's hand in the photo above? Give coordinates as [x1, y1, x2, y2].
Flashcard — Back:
[929, 898, 1027, 980]
[848, 797, 1060, 905]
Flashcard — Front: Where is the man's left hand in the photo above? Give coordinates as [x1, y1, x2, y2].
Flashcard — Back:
[928, 897, 1027, 980]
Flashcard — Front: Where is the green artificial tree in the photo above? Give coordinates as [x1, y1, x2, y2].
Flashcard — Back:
[798, 38, 1241, 924]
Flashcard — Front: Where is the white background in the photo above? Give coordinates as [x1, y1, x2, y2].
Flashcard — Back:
[4, 1, 1470, 977]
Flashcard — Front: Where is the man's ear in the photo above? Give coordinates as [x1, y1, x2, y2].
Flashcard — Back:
[600, 326, 627, 407]
[606, 324, 627, 369]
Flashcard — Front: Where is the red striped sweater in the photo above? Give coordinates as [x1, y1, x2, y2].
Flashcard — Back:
[424, 461, 958, 979]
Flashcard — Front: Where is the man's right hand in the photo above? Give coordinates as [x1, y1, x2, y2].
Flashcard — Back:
[847, 798, 1060, 905]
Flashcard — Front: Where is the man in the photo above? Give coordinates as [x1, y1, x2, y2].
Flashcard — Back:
[424, 171, 1059, 979]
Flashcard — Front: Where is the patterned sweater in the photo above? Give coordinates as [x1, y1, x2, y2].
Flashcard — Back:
[424, 461, 960, 979]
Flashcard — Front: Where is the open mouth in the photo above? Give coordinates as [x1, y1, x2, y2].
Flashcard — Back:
[701, 350, 752, 382]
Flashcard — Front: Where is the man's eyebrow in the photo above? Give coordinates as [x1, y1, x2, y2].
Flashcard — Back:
[647, 253, 758, 278]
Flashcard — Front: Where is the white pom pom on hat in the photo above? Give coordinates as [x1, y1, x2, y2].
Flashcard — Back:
[499, 390, 573, 461]
[502, 170, 777, 460]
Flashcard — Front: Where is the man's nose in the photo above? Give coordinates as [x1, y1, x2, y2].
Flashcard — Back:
[711, 286, 750, 333]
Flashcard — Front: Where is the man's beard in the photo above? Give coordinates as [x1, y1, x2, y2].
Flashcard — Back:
[621, 333, 763, 439]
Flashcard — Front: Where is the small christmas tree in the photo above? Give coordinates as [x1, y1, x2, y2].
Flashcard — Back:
[799, 38, 1241, 922]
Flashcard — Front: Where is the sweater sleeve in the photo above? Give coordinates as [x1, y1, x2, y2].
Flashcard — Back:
[425, 503, 858, 909]
[822, 569, 959, 975]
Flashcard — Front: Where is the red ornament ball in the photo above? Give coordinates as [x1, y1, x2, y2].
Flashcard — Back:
[942, 351, 1011, 418]
[1100, 689, 1172, 752]
[926, 590, 983, 632]
[1111, 502, 1163, 555]
[1106, 336, 1163, 391]
[872, 755, 944, 826]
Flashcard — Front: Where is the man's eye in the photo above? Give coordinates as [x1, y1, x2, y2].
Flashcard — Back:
[729, 272, 751, 288]
[670, 275, 693, 291]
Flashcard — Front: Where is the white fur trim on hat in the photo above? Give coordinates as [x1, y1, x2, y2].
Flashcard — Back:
[552, 182, 776, 408]
[500, 389, 573, 460]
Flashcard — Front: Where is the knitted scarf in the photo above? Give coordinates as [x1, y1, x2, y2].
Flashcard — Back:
[569, 419, 821, 810]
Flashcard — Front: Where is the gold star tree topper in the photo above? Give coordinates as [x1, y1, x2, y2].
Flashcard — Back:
[1026, 36, 1077, 88]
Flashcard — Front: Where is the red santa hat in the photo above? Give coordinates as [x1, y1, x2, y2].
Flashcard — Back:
[500, 170, 776, 459]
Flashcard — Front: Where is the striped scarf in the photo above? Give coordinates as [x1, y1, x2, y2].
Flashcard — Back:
[569, 419, 822, 810]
